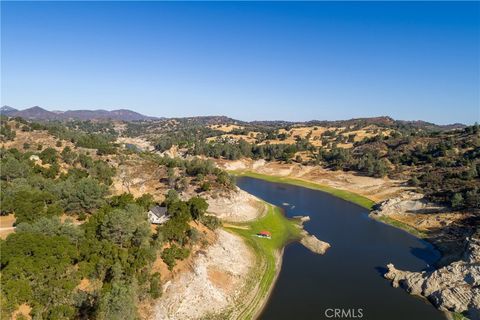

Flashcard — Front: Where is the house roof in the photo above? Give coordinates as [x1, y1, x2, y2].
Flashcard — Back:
[259, 230, 271, 236]
[149, 205, 167, 218]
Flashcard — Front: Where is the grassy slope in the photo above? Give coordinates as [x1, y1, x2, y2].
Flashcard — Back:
[224, 204, 301, 320]
[231, 170, 376, 210]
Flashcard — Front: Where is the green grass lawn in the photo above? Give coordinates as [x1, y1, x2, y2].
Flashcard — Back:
[231, 170, 376, 210]
[224, 204, 301, 320]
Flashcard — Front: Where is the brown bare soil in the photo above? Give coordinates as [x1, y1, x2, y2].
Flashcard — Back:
[0, 214, 16, 239]
[116, 136, 154, 151]
[76, 278, 92, 292]
[1, 121, 75, 153]
[111, 154, 168, 201]
[11, 304, 32, 320]
[207, 267, 235, 293]
[207, 133, 258, 144]
[154, 229, 254, 320]
[209, 124, 245, 132]
[0, 214, 16, 228]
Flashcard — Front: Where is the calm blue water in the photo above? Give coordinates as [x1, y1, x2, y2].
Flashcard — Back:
[236, 177, 444, 320]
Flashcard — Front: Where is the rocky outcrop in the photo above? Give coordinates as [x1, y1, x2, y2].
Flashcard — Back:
[384, 230, 480, 320]
[370, 191, 447, 218]
[371, 191, 477, 265]
[292, 216, 331, 255]
[293, 215, 311, 224]
[300, 232, 331, 255]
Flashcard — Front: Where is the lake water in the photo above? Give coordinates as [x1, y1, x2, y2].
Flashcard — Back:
[236, 176, 445, 320]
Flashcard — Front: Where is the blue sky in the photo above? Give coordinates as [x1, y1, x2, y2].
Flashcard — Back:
[1, 1, 479, 124]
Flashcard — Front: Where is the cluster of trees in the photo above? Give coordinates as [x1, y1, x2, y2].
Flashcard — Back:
[153, 127, 221, 152]
[169, 122, 479, 210]
[192, 139, 311, 162]
[23, 121, 117, 155]
[318, 126, 480, 209]
[1, 193, 161, 319]
[0, 117, 16, 141]
[0, 117, 227, 319]
[159, 191, 218, 270]
[65, 120, 117, 137]
[0, 147, 115, 223]
[316, 148, 389, 178]
[148, 154, 236, 190]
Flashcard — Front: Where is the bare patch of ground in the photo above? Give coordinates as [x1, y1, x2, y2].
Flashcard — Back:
[154, 229, 254, 320]
[0, 214, 16, 228]
[208, 267, 235, 293]
[111, 154, 168, 201]
[266, 126, 330, 146]
[116, 136, 154, 151]
[207, 133, 258, 144]
[0, 214, 16, 239]
[75, 278, 102, 293]
[12, 304, 32, 320]
[206, 189, 265, 222]
[372, 192, 472, 233]
[208, 124, 245, 132]
[252, 125, 391, 148]
[370, 192, 478, 264]
[0, 121, 100, 157]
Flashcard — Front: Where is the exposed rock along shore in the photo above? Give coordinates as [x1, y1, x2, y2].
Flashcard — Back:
[370, 191, 447, 218]
[370, 190, 479, 319]
[294, 215, 331, 255]
[385, 229, 480, 320]
[300, 232, 331, 255]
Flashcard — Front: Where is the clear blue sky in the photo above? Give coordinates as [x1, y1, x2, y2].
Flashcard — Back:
[1, 1, 479, 124]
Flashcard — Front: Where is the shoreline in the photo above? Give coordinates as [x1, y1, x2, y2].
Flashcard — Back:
[231, 170, 376, 210]
[251, 247, 284, 320]
[224, 203, 302, 320]
[231, 170, 440, 242]
[232, 170, 468, 320]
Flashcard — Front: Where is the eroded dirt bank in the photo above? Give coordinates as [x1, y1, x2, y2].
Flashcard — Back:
[206, 189, 265, 222]
[153, 189, 270, 320]
[370, 192, 478, 264]
[217, 158, 405, 202]
[155, 229, 254, 319]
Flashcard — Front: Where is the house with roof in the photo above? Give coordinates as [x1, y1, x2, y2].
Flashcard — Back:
[148, 205, 170, 224]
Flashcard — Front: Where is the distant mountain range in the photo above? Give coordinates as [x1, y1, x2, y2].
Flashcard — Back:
[0, 106, 157, 121]
[0, 106, 467, 130]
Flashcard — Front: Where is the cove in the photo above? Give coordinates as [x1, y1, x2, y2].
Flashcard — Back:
[236, 176, 445, 320]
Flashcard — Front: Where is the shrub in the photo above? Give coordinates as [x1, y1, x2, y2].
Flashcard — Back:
[161, 245, 190, 270]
